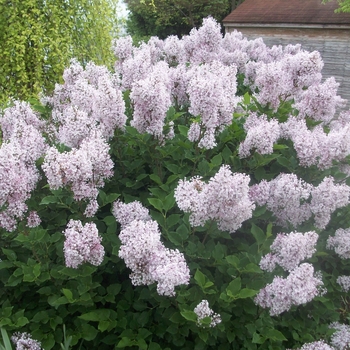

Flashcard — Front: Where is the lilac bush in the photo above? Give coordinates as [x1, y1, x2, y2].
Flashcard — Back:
[1, 16, 350, 349]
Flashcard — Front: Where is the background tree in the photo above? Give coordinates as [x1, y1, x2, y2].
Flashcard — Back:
[125, 0, 244, 40]
[0, 0, 120, 104]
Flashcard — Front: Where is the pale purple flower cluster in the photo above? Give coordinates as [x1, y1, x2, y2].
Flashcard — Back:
[260, 231, 318, 272]
[11, 332, 41, 350]
[113, 201, 190, 296]
[42, 132, 113, 217]
[327, 228, 350, 259]
[250, 175, 349, 229]
[329, 323, 350, 350]
[336, 276, 350, 292]
[254, 263, 324, 316]
[194, 299, 221, 327]
[310, 177, 350, 230]
[249, 174, 312, 228]
[294, 77, 346, 124]
[63, 219, 104, 269]
[0, 102, 47, 231]
[175, 165, 255, 233]
[186, 61, 240, 148]
[45, 59, 126, 146]
[249, 50, 323, 109]
[112, 200, 151, 228]
[26, 211, 41, 228]
[239, 113, 280, 157]
[130, 61, 172, 139]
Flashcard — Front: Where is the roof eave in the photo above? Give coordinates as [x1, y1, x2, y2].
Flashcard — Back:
[223, 23, 350, 30]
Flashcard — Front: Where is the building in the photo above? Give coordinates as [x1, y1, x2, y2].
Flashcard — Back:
[222, 0, 350, 103]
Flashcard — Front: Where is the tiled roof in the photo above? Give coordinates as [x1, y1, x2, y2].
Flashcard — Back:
[223, 0, 350, 25]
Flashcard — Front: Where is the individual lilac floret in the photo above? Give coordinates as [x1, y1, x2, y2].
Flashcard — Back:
[327, 228, 350, 259]
[336, 276, 350, 292]
[112, 200, 151, 228]
[249, 174, 313, 228]
[194, 300, 221, 328]
[310, 177, 350, 230]
[11, 332, 41, 350]
[255, 263, 324, 316]
[26, 211, 41, 228]
[118, 219, 190, 296]
[260, 231, 318, 272]
[63, 220, 105, 269]
[329, 323, 350, 350]
[175, 165, 255, 233]
[239, 113, 281, 158]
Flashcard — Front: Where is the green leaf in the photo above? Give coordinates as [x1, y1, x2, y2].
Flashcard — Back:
[210, 153, 222, 168]
[266, 222, 273, 238]
[237, 288, 257, 299]
[163, 193, 175, 212]
[194, 269, 206, 287]
[265, 329, 287, 341]
[40, 196, 59, 205]
[0, 328, 12, 350]
[117, 337, 133, 348]
[1, 248, 16, 261]
[178, 125, 188, 137]
[80, 310, 111, 322]
[148, 198, 163, 212]
[225, 255, 240, 268]
[226, 277, 241, 297]
[251, 223, 265, 245]
[149, 174, 163, 185]
[243, 92, 251, 105]
[252, 332, 266, 344]
[180, 310, 197, 322]
[166, 214, 181, 228]
[62, 289, 74, 303]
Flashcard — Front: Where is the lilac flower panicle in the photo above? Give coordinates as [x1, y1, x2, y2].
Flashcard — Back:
[294, 77, 346, 124]
[112, 200, 151, 228]
[255, 263, 323, 316]
[42, 132, 113, 217]
[330, 323, 350, 350]
[194, 300, 221, 327]
[327, 228, 350, 259]
[336, 276, 350, 292]
[251, 174, 313, 228]
[0, 142, 40, 231]
[186, 61, 240, 148]
[63, 220, 105, 269]
[130, 61, 172, 139]
[46, 60, 126, 145]
[118, 218, 190, 296]
[27, 211, 41, 228]
[11, 332, 42, 350]
[175, 165, 255, 233]
[239, 113, 281, 158]
[260, 231, 318, 272]
[311, 177, 350, 229]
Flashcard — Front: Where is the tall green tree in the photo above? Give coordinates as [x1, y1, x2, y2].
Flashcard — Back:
[0, 0, 119, 103]
[125, 0, 242, 40]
